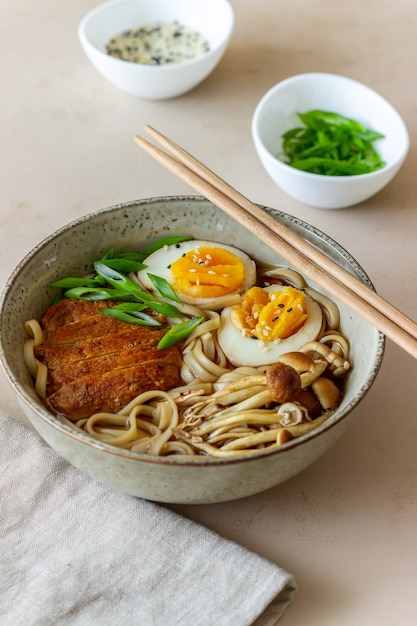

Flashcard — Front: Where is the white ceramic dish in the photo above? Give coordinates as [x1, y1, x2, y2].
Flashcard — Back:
[0, 197, 384, 504]
[78, 0, 234, 100]
[252, 73, 409, 209]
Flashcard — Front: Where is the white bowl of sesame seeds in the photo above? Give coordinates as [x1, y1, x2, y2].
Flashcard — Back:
[79, 0, 234, 100]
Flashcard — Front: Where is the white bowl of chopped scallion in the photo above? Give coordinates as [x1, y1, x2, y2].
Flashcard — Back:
[252, 73, 409, 209]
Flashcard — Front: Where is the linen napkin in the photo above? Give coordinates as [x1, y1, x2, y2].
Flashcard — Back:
[0, 412, 296, 626]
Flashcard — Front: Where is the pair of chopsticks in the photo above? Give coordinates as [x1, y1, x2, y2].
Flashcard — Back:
[134, 126, 417, 361]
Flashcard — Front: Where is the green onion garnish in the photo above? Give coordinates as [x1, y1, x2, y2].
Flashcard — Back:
[281, 110, 385, 176]
[147, 273, 182, 303]
[99, 304, 162, 326]
[157, 316, 205, 350]
[47, 237, 203, 349]
[139, 235, 194, 259]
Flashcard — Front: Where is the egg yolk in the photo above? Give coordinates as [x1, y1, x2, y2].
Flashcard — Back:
[230, 285, 308, 341]
[170, 246, 246, 298]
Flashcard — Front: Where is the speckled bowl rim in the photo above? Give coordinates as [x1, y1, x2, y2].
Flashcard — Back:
[0, 196, 385, 467]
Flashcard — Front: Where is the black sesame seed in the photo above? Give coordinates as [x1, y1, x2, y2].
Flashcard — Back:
[106, 21, 210, 66]
[287, 307, 293, 312]
[278, 303, 285, 308]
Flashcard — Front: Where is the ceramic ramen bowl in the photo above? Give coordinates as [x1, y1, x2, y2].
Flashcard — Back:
[252, 73, 409, 209]
[0, 197, 384, 504]
[78, 0, 234, 100]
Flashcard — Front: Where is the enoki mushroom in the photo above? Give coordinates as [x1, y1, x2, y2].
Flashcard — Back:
[74, 345, 350, 458]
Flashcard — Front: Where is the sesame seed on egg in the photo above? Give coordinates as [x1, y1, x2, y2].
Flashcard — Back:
[137, 239, 257, 310]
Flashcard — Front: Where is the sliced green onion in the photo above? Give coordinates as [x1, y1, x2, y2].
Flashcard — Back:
[63, 287, 134, 301]
[289, 157, 376, 176]
[112, 251, 145, 261]
[98, 258, 147, 273]
[157, 315, 205, 350]
[99, 307, 162, 326]
[147, 273, 182, 303]
[46, 236, 200, 346]
[94, 262, 184, 317]
[48, 277, 106, 289]
[280, 109, 385, 176]
[139, 235, 194, 259]
[112, 302, 149, 312]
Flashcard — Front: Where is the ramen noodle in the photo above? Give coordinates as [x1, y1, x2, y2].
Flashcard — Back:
[24, 238, 351, 458]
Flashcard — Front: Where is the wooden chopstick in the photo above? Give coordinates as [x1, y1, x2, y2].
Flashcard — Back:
[133, 128, 417, 360]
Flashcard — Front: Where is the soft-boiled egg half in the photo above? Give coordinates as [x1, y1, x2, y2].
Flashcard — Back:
[217, 285, 323, 366]
[138, 240, 257, 309]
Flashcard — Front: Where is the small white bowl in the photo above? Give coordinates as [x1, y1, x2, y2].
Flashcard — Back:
[78, 0, 234, 100]
[252, 73, 409, 209]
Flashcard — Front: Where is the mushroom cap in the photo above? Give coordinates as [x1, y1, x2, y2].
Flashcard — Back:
[311, 377, 341, 410]
[266, 361, 301, 403]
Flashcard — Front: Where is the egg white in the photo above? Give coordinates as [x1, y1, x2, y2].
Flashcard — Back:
[137, 239, 257, 309]
[217, 285, 323, 367]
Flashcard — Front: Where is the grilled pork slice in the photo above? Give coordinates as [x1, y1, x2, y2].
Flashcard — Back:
[34, 299, 182, 420]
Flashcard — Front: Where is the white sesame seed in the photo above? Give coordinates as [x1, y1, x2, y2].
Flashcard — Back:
[189, 268, 197, 272]
[208, 270, 216, 275]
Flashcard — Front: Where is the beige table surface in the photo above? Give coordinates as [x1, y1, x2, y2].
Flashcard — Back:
[2, 1, 417, 624]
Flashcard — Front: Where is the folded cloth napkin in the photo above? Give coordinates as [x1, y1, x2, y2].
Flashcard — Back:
[0, 412, 296, 626]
